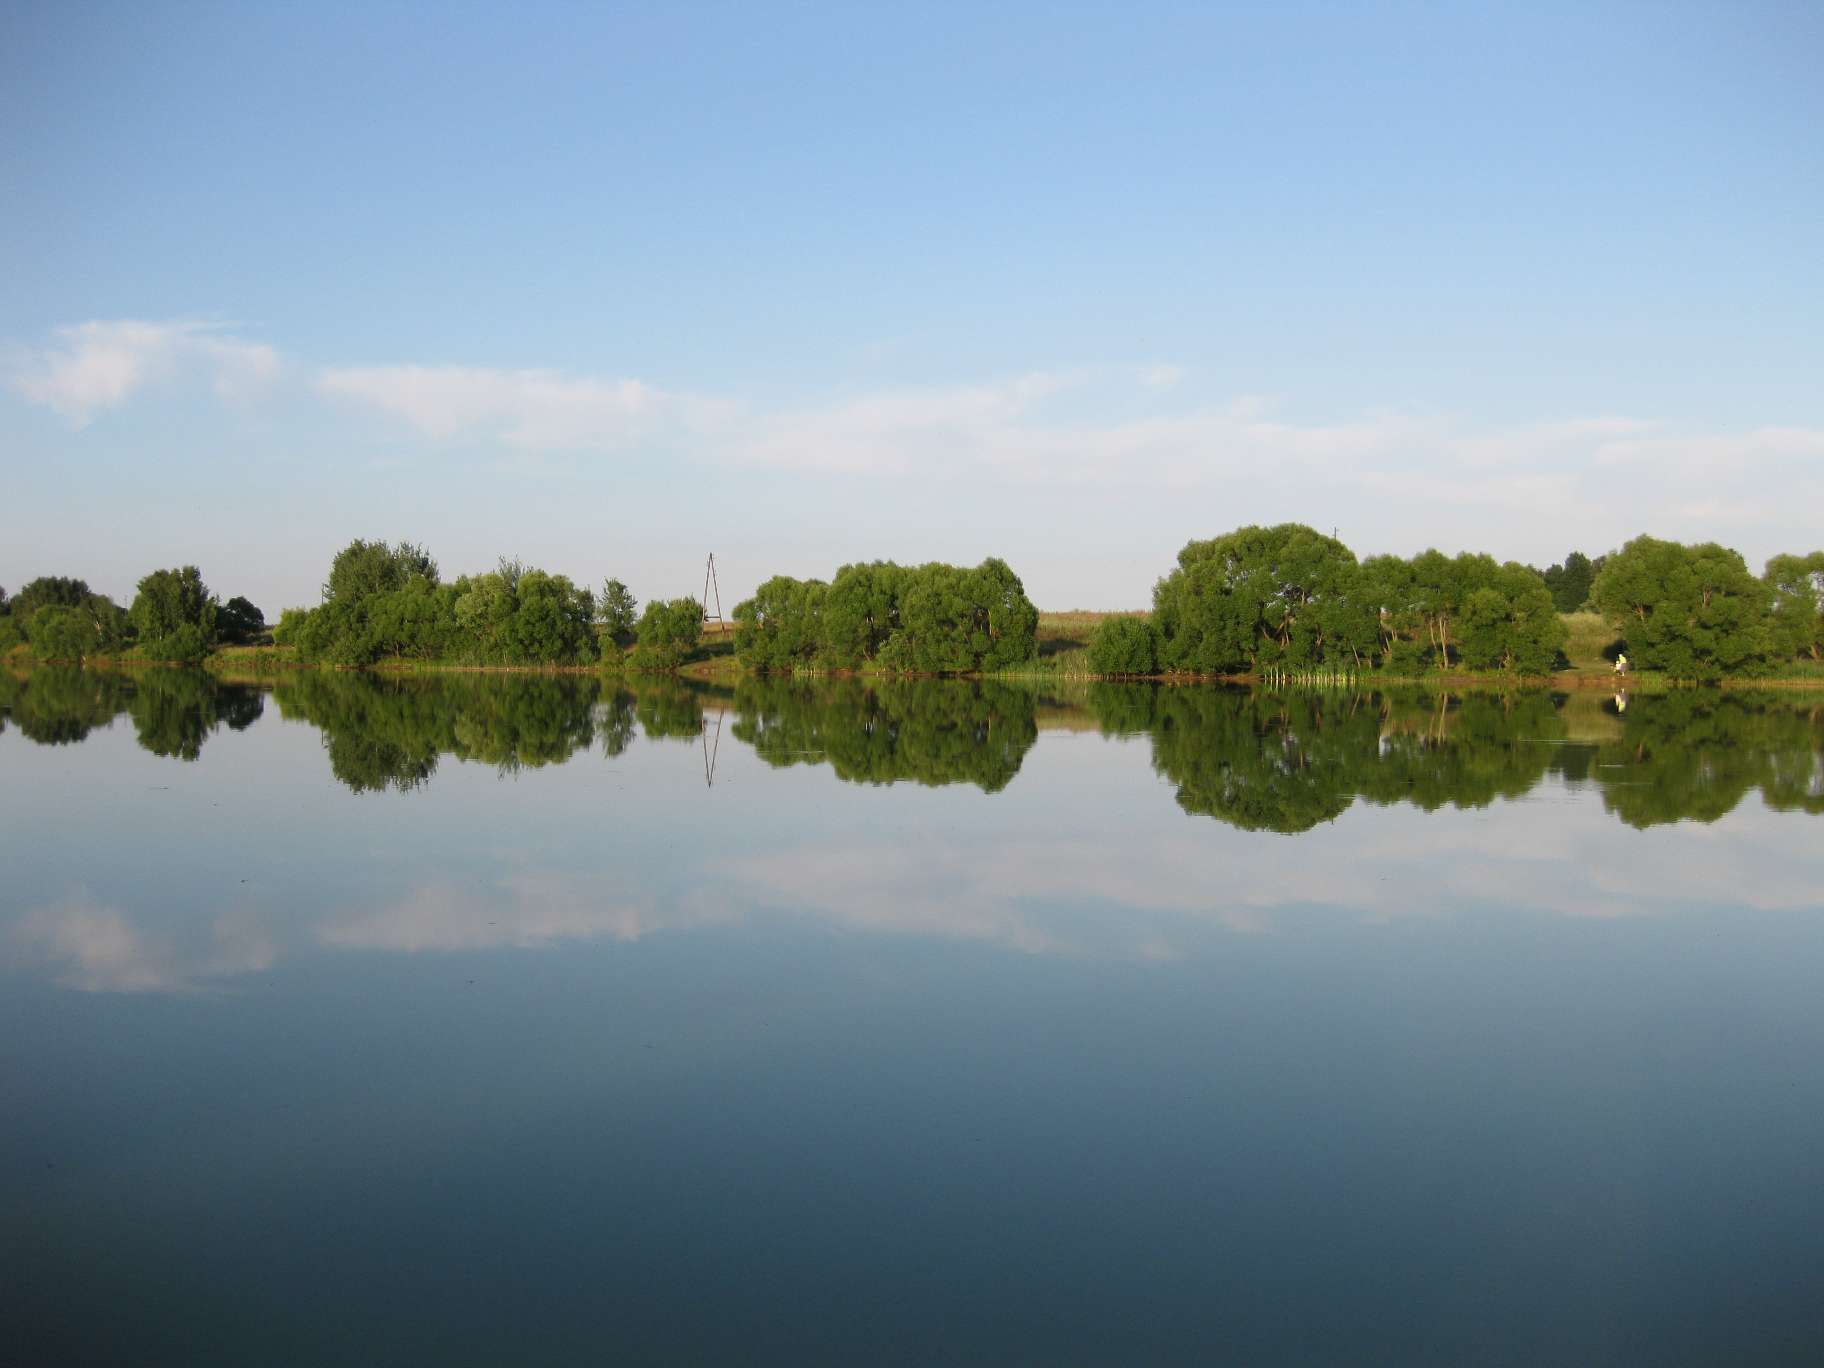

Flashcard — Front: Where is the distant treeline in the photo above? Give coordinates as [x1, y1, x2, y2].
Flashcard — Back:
[5, 529, 1821, 681]
[1080, 525, 1824, 682]
[733, 558, 1040, 674]
[0, 569, 266, 663]
[267, 540, 705, 670]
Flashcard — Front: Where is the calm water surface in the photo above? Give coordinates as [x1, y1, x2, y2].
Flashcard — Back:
[4, 671, 1823, 1365]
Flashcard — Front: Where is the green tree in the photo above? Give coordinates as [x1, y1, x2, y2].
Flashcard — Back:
[883, 559, 1038, 674]
[1764, 551, 1824, 663]
[12, 576, 92, 624]
[28, 606, 103, 661]
[1541, 550, 1596, 613]
[823, 561, 909, 667]
[631, 597, 704, 670]
[1087, 615, 1161, 675]
[597, 578, 638, 647]
[1452, 563, 1564, 673]
[1591, 535, 1772, 680]
[324, 539, 438, 604]
[1153, 524, 1368, 674]
[131, 565, 219, 661]
[216, 596, 267, 645]
[733, 575, 829, 671]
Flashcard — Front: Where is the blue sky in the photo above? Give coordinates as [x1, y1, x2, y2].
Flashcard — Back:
[4, 1, 1821, 613]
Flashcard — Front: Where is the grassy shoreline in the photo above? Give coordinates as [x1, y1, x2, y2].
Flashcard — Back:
[9, 611, 1824, 691]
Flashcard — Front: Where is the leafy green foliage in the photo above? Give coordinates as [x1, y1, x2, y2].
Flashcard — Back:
[1591, 535, 1772, 680]
[823, 561, 908, 667]
[732, 576, 828, 670]
[29, 606, 104, 661]
[1087, 615, 1160, 675]
[324, 539, 438, 604]
[130, 565, 218, 661]
[1540, 550, 1597, 613]
[11, 577, 130, 655]
[737, 557, 1037, 674]
[1451, 563, 1563, 673]
[597, 578, 638, 647]
[288, 539, 598, 666]
[631, 597, 704, 671]
[12, 577, 93, 624]
[1153, 524, 1372, 673]
[216, 596, 266, 645]
[1764, 551, 1824, 663]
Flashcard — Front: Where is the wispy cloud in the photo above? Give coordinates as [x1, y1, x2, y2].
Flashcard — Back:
[12, 317, 1822, 563]
[8, 319, 279, 426]
[316, 364, 720, 450]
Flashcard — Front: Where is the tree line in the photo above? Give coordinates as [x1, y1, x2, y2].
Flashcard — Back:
[732, 558, 1039, 674]
[270, 539, 703, 669]
[1083, 526, 1824, 682]
[0, 570, 265, 663]
[7, 529, 1820, 682]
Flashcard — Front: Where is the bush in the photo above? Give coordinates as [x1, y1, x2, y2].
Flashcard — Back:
[140, 623, 212, 663]
[1088, 615, 1161, 675]
[631, 597, 704, 672]
[733, 576, 828, 671]
[29, 606, 102, 661]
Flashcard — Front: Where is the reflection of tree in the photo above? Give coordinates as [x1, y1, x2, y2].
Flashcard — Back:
[732, 677, 1038, 792]
[1357, 690, 1566, 812]
[1593, 692, 1824, 828]
[127, 669, 265, 761]
[1145, 688, 1363, 832]
[273, 672, 599, 792]
[598, 689, 638, 758]
[0, 668, 131, 745]
[1091, 685, 1566, 832]
[633, 684, 706, 741]
[0, 668, 263, 758]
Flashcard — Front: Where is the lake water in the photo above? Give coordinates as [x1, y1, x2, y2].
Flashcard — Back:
[4, 670, 1823, 1365]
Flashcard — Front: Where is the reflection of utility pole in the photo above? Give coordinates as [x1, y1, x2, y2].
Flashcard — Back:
[702, 707, 725, 787]
[702, 554, 726, 635]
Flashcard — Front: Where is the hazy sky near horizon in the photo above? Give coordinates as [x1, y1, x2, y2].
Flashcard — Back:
[4, 2, 1821, 613]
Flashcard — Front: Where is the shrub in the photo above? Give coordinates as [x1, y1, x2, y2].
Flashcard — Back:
[1088, 615, 1161, 675]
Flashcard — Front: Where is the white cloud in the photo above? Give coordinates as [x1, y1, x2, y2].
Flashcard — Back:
[9, 319, 279, 425]
[316, 364, 713, 450]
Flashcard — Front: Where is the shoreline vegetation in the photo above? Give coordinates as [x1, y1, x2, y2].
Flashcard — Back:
[3, 526, 1822, 687]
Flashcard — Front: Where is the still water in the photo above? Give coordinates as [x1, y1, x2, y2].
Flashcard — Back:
[4, 670, 1823, 1365]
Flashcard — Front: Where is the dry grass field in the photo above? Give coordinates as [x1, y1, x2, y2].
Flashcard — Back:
[1559, 611, 1623, 673]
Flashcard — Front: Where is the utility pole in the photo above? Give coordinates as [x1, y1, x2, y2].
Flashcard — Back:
[701, 553, 726, 636]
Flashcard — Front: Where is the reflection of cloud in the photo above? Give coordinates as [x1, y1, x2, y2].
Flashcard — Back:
[731, 848, 1070, 954]
[320, 871, 733, 953]
[7, 890, 275, 992]
[718, 790, 1824, 956]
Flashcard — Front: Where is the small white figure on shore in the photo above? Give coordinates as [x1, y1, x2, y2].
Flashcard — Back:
[1613, 652, 1629, 676]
